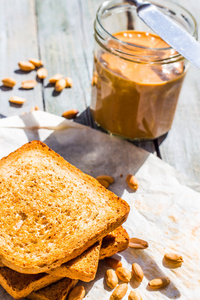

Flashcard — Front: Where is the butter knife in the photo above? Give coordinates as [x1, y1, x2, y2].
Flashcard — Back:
[127, 0, 200, 69]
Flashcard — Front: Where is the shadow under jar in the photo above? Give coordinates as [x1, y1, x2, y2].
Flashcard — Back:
[90, 0, 197, 141]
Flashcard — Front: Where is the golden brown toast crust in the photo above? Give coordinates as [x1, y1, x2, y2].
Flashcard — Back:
[0, 267, 62, 299]
[47, 241, 101, 282]
[0, 141, 130, 274]
[0, 227, 129, 298]
[0, 243, 100, 299]
[27, 278, 78, 300]
[100, 226, 130, 259]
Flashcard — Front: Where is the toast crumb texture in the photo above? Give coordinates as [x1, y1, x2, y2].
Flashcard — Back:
[0, 242, 99, 299]
[100, 226, 130, 259]
[0, 227, 127, 298]
[27, 278, 78, 300]
[47, 241, 101, 281]
[0, 266, 62, 299]
[0, 141, 130, 274]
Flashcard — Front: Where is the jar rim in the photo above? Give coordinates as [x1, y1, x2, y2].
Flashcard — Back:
[95, 0, 197, 58]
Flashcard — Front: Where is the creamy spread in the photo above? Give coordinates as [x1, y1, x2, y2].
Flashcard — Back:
[91, 31, 186, 140]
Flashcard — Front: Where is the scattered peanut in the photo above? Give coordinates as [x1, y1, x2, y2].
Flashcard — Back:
[105, 257, 122, 269]
[30, 106, 40, 112]
[126, 174, 138, 191]
[68, 286, 85, 300]
[96, 175, 114, 188]
[18, 61, 35, 71]
[132, 263, 143, 282]
[164, 253, 183, 264]
[96, 178, 110, 188]
[21, 80, 37, 89]
[62, 109, 79, 119]
[96, 175, 114, 185]
[105, 269, 118, 289]
[37, 67, 48, 79]
[49, 73, 63, 83]
[55, 78, 66, 92]
[129, 238, 148, 249]
[9, 96, 26, 105]
[65, 77, 73, 88]
[2, 77, 16, 88]
[148, 277, 170, 289]
[29, 58, 43, 67]
[116, 267, 132, 283]
[128, 291, 142, 300]
[110, 283, 128, 300]
[91, 74, 98, 86]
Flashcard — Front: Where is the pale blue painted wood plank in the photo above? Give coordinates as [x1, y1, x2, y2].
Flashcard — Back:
[0, 0, 43, 116]
[159, 0, 200, 181]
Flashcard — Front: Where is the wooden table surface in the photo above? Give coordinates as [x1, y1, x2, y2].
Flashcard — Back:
[0, 0, 199, 182]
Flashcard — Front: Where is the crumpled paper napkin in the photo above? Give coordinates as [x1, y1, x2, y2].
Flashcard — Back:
[0, 111, 199, 300]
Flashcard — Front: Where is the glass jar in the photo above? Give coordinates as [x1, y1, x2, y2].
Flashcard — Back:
[90, 0, 197, 140]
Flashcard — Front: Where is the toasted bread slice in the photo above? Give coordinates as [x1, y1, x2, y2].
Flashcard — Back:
[0, 227, 129, 299]
[27, 278, 78, 300]
[47, 241, 101, 281]
[0, 267, 62, 299]
[0, 242, 100, 299]
[49, 226, 130, 279]
[26, 228, 129, 300]
[0, 141, 130, 274]
[100, 226, 129, 259]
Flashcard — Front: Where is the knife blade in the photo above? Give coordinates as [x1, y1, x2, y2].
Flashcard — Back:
[127, 0, 200, 69]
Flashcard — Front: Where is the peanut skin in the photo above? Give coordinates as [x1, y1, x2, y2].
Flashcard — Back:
[116, 267, 132, 283]
[105, 269, 118, 289]
[110, 283, 128, 300]
[126, 174, 138, 191]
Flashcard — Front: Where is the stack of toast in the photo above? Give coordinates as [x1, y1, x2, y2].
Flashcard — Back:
[0, 141, 130, 299]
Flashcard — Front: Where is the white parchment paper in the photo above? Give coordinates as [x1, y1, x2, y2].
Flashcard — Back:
[0, 111, 199, 300]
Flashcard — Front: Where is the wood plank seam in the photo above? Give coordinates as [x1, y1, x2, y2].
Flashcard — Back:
[77, 0, 94, 128]
[34, 0, 46, 111]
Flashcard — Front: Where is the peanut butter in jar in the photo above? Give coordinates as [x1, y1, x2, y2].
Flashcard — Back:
[91, 1, 197, 140]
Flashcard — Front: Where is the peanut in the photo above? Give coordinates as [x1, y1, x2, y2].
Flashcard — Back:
[116, 267, 132, 283]
[9, 96, 26, 105]
[68, 286, 85, 300]
[105, 269, 118, 289]
[96, 178, 109, 188]
[49, 74, 63, 83]
[21, 80, 37, 89]
[55, 78, 66, 92]
[30, 106, 40, 112]
[128, 291, 142, 300]
[2, 77, 16, 88]
[148, 277, 170, 289]
[96, 175, 114, 185]
[164, 253, 183, 264]
[29, 58, 43, 67]
[91, 74, 98, 86]
[37, 67, 48, 79]
[129, 238, 148, 249]
[110, 283, 128, 300]
[62, 109, 79, 119]
[65, 77, 73, 88]
[18, 61, 35, 71]
[105, 257, 122, 269]
[126, 174, 138, 191]
[132, 263, 143, 282]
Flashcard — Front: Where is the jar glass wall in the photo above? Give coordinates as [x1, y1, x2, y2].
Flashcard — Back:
[90, 0, 197, 140]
